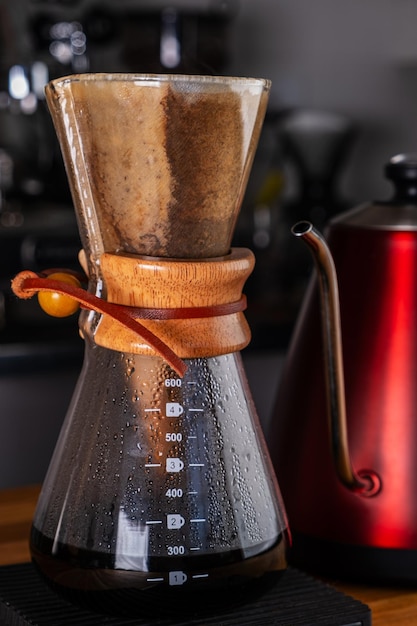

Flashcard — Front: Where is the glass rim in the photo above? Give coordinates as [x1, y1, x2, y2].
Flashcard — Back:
[48, 72, 271, 91]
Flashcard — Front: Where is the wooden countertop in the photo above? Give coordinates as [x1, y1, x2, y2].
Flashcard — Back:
[1, 484, 417, 625]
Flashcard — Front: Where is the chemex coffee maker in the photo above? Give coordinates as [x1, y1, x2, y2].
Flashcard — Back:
[270, 153, 417, 584]
[11, 74, 290, 616]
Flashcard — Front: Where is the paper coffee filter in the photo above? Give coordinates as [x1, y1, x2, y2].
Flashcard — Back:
[46, 73, 270, 263]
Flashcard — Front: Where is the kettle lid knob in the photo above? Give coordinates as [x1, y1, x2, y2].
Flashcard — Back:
[385, 154, 417, 202]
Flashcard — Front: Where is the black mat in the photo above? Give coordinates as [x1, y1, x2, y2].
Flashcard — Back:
[0, 563, 371, 626]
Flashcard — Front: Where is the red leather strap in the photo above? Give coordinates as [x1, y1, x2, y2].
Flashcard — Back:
[129, 296, 247, 321]
[11, 271, 248, 377]
[11, 271, 186, 376]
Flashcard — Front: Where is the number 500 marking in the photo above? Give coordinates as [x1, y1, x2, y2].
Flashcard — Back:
[166, 432, 183, 442]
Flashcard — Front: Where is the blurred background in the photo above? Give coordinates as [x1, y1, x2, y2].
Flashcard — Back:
[1, 0, 416, 487]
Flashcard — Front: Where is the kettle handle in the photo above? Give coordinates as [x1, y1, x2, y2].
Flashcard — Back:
[292, 221, 381, 497]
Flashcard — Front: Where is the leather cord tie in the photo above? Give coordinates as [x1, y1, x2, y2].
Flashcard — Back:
[11, 270, 247, 378]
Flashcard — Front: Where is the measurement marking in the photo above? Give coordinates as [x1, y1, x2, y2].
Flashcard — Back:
[187, 381, 197, 385]
[189, 463, 204, 467]
[146, 520, 163, 525]
[188, 435, 197, 439]
[145, 463, 161, 467]
[189, 408, 204, 412]
[147, 577, 164, 582]
[190, 518, 206, 523]
[192, 574, 209, 579]
[190, 547, 201, 551]
[187, 491, 198, 495]
[145, 408, 161, 412]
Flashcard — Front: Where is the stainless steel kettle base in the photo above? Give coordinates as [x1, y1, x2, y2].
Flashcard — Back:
[290, 532, 417, 585]
[0, 562, 370, 625]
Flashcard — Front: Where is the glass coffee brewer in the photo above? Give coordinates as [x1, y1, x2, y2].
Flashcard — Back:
[12, 74, 289, 615]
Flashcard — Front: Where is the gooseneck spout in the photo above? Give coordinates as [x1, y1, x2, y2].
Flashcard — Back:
[292, 221, 381, 497]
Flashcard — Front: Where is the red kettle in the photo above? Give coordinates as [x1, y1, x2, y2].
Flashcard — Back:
[269, 154, 417, 583]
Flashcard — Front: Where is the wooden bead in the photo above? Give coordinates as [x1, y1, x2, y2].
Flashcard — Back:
[38, 272, 81, 318]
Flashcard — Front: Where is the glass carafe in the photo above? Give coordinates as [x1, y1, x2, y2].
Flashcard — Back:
[25, 74, 289, 616]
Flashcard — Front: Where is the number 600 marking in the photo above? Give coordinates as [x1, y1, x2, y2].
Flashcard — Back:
[165, 379, 182, 387]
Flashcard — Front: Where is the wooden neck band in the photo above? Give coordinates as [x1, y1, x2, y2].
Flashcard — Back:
[11, 248, 255, 372]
